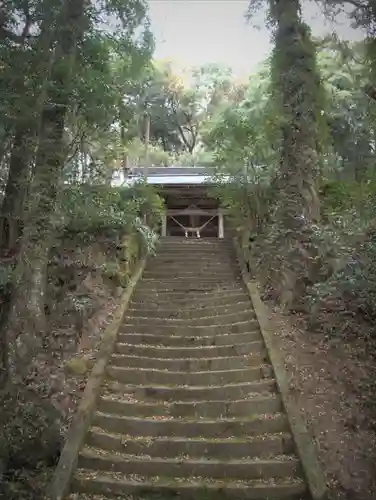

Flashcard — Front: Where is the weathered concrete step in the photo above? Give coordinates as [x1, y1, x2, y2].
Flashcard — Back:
[106, 365, 273, 386]
[117, 331, 262, 347]
[72, 470, 307, 499]
[87, 430, 294, 459]
[97, 396, 282, 419]
[159, 237, 232, 244]
[78, 449, 302, 480]
[157, 244, 233, 250]
[131, 292, 249, 307]
[130, 296, 249, 310]
[145, 261, 237, 270]
[140, 276, 242, 284]
[136, 278, 243, 287]
[150, 254, 235, 262]
[142, 273, 239, 281]
[158, 240, 232, 246]
[135, 282, 243, 292]
[124, 312, 256, 328]
[120, 320, 259, 336]
[114, 340, 265, 359]
[93, 412, 289, 438]
[144, 264, 237, 271]
[127, 302, 254, 321]
[147, 260, 236, 269]
[109, 353, 268, 371]
[143, 265, 237, 274]
[102, 379, 276, 402]
[126, 302, 253, 319]
[157, 242, 232, 255]
[131, 288, 247, 301]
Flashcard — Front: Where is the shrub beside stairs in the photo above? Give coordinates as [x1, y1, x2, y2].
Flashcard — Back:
[56, 237, 323, 500]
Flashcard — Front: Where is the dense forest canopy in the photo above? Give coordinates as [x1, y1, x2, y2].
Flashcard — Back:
[1, 0, 376, 497]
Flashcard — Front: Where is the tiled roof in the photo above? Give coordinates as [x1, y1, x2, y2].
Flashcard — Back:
[129, 166, 215, 177]
[112, 166, 222, 187]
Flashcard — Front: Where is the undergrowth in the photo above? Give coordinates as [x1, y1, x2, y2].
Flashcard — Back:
[0, 181, 165, 497]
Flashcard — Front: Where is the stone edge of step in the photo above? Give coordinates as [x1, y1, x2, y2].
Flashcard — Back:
[233, 237, 328, 500]
[70, 470, 307, 498]
[47, 257, 148, 500]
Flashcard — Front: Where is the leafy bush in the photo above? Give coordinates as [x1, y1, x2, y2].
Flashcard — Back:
[59, 182, 165, 238]
[308, 235, 376, 339]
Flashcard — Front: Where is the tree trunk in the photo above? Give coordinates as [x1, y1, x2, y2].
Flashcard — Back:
[0, 123, 34, 250]
[269, 0, 322, 309]
[6, 0, 87, 380]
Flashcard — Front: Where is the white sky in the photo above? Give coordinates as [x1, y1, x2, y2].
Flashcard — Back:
[147, 0, 365, 77]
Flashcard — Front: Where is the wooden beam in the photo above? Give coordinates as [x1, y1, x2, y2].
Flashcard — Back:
[167, 209, 226, 216]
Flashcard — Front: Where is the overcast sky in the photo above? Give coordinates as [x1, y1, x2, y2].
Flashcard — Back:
[147, 0, 365, 77]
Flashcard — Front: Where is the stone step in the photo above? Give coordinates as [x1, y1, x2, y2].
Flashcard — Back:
[106, 366, 273, 386]
[140, 275, 242, 283]
[114, 340, 265, 359]
[133, 285, 246, 296]
[92, 412, 290, 438]
[117, 331, 262, 347]
[97, 396, 282, 419]
[151, 253, 235, 262]
[157, 242, 232, 249]
[124, 311, 256, 328]
[126, 301, 253, 318]
[144, 260, 237, 269]
[156, 240, 234, 251]
[134, 286, 245, 295]
[159, 240, 232, 246]
[78, 449, 302, 480]
[131, 291, 249, 307]
[142, 271, 239, 280]
[108, 353, 268, 371]
[135, 281, 244, 292]
[102, 379, 276, 402]
[71, 470, 307, 499]
[61, 237, 311, 500]
[119, 319, 259, 336]
[86, 430, 295, 459]
[145, 260, 237, 269]
[147, 260, 236, 269]
[141, 272, 241, 280]
[159, 238, 231, 244]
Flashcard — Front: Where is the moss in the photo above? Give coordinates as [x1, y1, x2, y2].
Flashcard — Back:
[64, 355, 91, 375]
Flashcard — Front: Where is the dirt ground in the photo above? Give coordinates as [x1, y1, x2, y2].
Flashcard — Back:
[0, 281, 121, 500]
[264, 300, 376, 500]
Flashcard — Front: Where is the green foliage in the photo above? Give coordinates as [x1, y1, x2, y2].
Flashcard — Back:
[124, 181, 165, 228]
[308, 236, 376, 340]
[211, 166, 273, 234]
[203, 62, 277, 169]
[134, 217, 159, 255]
[318, 38, 376, 181]
[60, 185, 137, 234]
[60, 182, 165, 237]
[321, 180, 376, 223]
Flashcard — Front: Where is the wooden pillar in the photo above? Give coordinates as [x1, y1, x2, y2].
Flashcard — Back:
[218, 212, 224, 239]
[161, 214, 167, 237]
[143, 114, 150, 178]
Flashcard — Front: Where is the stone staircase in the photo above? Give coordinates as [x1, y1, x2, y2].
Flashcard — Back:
[67, 238, 309, 499]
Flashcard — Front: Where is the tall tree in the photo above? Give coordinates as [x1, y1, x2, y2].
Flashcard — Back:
[5, 0, 88, 379]
[4, 0, 152, 379]
[0, 1, 60, 251]
[246, 0, 324, 308]
[271, 0, 324, 307]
